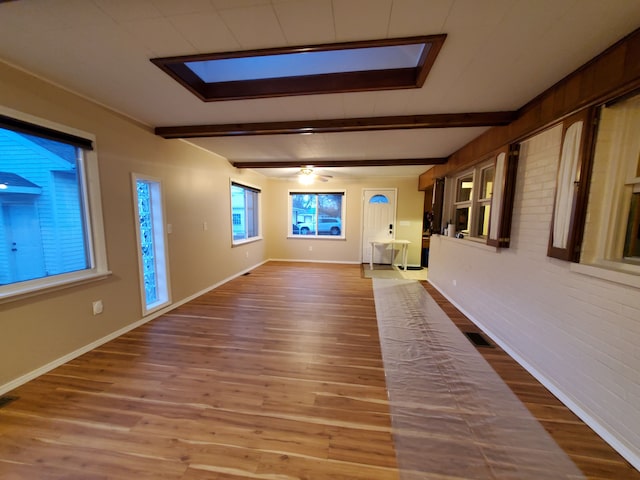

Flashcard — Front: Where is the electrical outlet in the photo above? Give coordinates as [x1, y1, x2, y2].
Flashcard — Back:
[92, 300, 103, 315]
[167, 223, 172, 234]
[452, 279, 457, 286]
[245, 251, 249, 258]
[203, 221, 208, 231]
[308, 246, 313, 251]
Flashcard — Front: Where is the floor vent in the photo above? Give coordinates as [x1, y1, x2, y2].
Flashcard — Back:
[243, 272, 251, 276]
[0, 395, 18, 408]
[463, 331, 493, 348]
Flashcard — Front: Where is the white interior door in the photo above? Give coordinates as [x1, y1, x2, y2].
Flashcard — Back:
[362, 189, 397, 265]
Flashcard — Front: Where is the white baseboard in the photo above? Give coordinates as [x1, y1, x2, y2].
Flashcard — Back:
[0, 260, 267, 397]
[427, 279, 640, 472]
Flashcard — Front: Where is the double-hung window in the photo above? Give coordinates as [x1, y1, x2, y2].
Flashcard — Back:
[451, 163, 495, 238]
[446, 145, 518, 246]
[0, 107, 108, 301]
[289, 191, 345, 238]
[230, 181, 261, 244]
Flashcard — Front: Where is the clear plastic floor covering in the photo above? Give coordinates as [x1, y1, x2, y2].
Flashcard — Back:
[372, 279, 584, 479]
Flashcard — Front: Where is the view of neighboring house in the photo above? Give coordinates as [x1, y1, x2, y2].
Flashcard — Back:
[0, 129, 87, 285]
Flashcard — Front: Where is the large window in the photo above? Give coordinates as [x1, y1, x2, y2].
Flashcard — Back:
[581, 93, 640, 271]
[289, 191, 345, 238]
[0, 108, 108, 301]
[231, 181, 261, 244]
[133, 174, 170, 315]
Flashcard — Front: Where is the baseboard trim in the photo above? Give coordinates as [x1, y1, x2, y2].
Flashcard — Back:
[0, 260, 267, 397]
[427, 279, 640, 472]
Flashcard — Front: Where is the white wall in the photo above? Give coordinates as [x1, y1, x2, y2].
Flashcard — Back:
[428, 125, 640, 469]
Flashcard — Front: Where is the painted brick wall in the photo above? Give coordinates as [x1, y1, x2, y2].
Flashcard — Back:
[428, 125, 640, 469]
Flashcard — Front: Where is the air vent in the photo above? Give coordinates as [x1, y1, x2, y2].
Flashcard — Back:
[463, 331, 493, 348]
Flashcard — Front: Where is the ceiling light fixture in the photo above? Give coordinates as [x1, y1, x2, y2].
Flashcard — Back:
[298, 168, 316, 185]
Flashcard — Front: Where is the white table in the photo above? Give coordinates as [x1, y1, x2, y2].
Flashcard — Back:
[370, 239, 411, 271]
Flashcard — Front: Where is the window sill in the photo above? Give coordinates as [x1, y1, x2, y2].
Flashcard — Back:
[287, 235, 346, 240]
[434, 234, 498, 252]
[232, 236, 263, 246]
[0, 270, 112, 305]
[572, 261, 640, 289]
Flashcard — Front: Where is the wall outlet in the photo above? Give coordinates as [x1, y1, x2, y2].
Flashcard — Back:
[452, 279, 457, 286]
[308, 246, 313, 251]
[167, 223, 172, 234]
[92, 300, 103, 315]
[203, 221, 208, 231]
[245, 251, 249, 258]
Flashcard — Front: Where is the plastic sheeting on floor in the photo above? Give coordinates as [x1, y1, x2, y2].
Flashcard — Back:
[372, 279, 584, 479]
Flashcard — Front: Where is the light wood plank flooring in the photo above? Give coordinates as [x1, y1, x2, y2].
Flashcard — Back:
[0, 262, 637, 479]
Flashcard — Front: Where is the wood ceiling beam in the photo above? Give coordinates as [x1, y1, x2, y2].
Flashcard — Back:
[155, 111, 516, 139]
[232, 158, 447, 168]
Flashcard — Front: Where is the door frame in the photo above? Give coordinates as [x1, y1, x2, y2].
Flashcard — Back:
[361, 188, 398, 265]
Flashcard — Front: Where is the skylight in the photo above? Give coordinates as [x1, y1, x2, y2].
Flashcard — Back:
[151, 35, 446, 102]
[185, 44, 426, 83]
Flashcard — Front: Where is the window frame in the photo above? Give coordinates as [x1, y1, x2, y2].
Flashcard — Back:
[578, 92, 640, 283]
[486, 144, 519, 248]
[0, 106, 109, 303]
[230, 180, 262, 246]
[476, 163, 495, 239]
[132, 173, 171, 316]
[547, 108, 598, 262]
[288, 190, 346, 239]
[151, 35, 446, 102]
[451, 170, 475, 236]
[445, 144, 519, 247]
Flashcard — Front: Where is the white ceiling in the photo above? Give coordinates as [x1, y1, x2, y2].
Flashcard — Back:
[1, 0, 639, 180]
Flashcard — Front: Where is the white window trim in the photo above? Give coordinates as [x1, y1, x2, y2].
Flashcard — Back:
[0, 106, 110, 304]
[132, 173, 172, 316]
[447, 162, 494, 239]
[288, 189, 347, 239]
[452, 172, 473, 235]
[477, 163, 495, 239]
[230, 179, 263, 246]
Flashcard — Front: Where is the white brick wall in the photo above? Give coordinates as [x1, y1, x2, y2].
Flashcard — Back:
[428, 125, 640, 469]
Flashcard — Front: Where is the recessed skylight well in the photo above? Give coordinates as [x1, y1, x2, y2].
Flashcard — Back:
[151, 35, 446, 102]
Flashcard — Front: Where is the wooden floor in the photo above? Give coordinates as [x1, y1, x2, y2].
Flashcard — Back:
[0, 262, 637, 479]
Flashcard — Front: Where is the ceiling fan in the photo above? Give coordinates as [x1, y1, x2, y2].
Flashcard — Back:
[295, 167, 333, 184]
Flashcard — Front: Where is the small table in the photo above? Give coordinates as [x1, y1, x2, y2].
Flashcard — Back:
[370, 239, 411, 271]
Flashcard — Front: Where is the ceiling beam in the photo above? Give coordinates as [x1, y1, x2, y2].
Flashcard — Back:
[232, 158, 447, 169]
[155, 111, 516, 138]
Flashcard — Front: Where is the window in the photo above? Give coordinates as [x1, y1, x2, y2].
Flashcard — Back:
[477, 165, 494, 237]
[231, 182, 261, 244]
[452, 172, 474, 235]
[0, 108, 108, 301]
[289, 191, 345, 238]
[582, 93, 640, 271]
[133, 175, 170, 315]
[447, 144, 519, 246]
[151, 35, 446, 101]
[548, 108, 597, 261]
